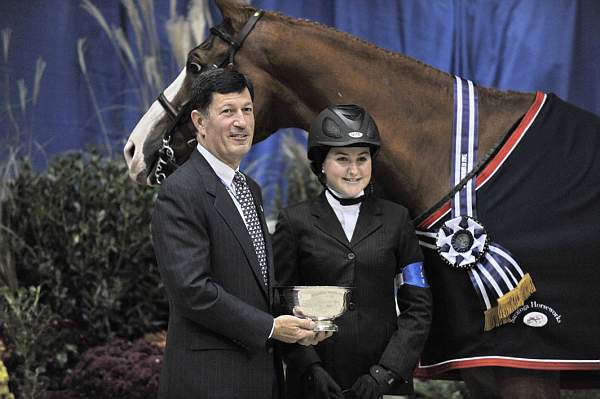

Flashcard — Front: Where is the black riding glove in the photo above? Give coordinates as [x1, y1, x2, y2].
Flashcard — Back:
[303, 363, 344, 399]
[350, 364, 398, 399]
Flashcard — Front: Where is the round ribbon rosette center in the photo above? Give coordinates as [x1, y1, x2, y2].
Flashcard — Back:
[436, 216, 488, 269]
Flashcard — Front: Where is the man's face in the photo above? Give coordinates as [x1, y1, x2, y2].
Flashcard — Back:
[192, 88, 254, 169]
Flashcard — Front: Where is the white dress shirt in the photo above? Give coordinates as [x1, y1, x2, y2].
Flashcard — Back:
[196, 144, 249, 224]
[325, 187, 363, 241]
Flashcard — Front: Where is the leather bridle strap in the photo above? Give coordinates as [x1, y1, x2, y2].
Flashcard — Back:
[156, 9, 264, 121]
[157, 92, 179, 120]
[151, 9, 264, 185]
[209, 10, 264, 68]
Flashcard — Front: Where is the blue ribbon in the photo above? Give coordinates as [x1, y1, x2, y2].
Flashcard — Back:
[402, 262, 429, 288]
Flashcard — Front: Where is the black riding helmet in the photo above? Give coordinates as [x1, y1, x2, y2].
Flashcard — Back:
[308, 104, 381, 179]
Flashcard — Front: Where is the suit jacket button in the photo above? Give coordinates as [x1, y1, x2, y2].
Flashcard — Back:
[267, 347, 274, 354]
[348, 301, 356, 310]
[347, 252, 356, 260]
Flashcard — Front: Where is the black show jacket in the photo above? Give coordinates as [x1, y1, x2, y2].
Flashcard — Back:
[273, 193, 432, 396]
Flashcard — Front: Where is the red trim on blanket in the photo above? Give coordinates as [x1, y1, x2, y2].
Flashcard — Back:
[417, 91, 547, 230]
[418, 202, 451, 230]
[415, 357, 600, 378]
[476, 91, 546, 189]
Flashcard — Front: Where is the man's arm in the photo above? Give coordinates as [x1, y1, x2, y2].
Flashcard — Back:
[152, 180, 316, 351]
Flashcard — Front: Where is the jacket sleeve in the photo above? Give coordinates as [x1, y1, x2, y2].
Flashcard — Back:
[152, 179, 274, 353]
[379, 215, 433, 381]
[272, 209, 321, 372]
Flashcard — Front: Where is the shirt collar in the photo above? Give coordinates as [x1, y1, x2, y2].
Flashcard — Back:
[325, 187, 363, 210]
[196, 144, 237, 187]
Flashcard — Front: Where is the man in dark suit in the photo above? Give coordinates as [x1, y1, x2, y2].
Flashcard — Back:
[152, 68, 323, 399]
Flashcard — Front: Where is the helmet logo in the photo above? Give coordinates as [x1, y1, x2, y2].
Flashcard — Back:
[348, 131, 363, 138]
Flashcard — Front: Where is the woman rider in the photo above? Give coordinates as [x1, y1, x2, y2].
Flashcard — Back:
[273, 104, 433, 399]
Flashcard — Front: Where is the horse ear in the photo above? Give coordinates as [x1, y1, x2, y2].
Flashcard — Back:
[215, 0, 248, 29]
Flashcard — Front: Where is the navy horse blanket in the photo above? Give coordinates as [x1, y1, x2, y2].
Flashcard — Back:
[414, 92, 600, 384]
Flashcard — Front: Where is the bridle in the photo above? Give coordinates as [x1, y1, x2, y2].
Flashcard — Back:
[153, 9, 264, 184]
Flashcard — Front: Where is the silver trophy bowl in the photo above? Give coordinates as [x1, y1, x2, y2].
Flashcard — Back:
[276, 286, 352, 332]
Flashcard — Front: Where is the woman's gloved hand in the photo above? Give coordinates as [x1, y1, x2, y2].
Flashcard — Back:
[302, 363, 344, 399]
[350, 364, 398, 399]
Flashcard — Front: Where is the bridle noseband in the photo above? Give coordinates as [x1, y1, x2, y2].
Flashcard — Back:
[153, 9, 264, 185]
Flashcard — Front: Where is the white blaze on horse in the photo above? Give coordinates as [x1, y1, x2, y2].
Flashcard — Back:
[124, 67, 191, 185]
[124, 1, 600, 398]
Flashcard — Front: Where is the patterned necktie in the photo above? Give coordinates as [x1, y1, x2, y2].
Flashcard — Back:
[232, 172, 268, 287]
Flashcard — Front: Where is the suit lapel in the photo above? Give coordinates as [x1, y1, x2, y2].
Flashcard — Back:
[312, 192, 352, 249]
[189, 151, 268, 298]
[350, 197, 383, 246]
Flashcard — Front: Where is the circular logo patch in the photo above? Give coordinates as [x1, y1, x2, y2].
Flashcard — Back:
[523, 311, 548, 327]
[451, 230, 474, 253]
[436, 216, 488, 269]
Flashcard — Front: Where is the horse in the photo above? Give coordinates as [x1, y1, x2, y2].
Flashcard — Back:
[124, 1, 600, 397]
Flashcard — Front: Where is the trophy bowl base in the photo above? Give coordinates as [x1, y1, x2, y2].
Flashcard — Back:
[314, 321, 338, 332]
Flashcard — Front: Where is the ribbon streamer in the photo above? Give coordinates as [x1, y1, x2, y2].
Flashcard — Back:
[423, 77, 536, 330]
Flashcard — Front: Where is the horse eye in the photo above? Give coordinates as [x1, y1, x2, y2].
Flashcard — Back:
[187, 62, 202, 74]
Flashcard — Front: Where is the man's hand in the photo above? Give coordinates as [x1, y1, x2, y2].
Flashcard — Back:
[271, 315, 317, 343]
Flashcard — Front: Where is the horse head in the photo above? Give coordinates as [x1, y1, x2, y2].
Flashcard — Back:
[124, 0, 300, 186]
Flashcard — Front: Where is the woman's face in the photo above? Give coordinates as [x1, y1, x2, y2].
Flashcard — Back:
[322, 146, 372, 198]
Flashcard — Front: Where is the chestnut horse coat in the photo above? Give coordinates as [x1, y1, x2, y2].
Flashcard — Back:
[152, 150, 282, 399]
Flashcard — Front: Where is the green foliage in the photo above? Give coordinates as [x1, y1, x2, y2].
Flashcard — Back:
[1, 151, 166, 389]
[0, 286, 54, 399]
[414, 378, 467, 398]
[0, 355, 15, 399]
[561, 390, 600, 399]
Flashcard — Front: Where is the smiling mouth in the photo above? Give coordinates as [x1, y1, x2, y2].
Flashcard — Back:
[230, 132, 250, 141]
[343, 177, 362, 183]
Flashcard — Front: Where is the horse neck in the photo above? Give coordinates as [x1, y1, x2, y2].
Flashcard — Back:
[248, 15, 534, 216]
[251, 16, 453, 124]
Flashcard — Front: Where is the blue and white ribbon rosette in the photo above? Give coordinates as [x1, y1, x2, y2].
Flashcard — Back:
[436, 216, 488, 269]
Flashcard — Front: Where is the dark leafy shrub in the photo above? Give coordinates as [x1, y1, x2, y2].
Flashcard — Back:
[0, 286, 54, 399]
[63, 338, 162, 399]
[1, 151, 167, 388]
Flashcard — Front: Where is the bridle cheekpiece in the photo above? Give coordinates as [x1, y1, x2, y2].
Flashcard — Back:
[153, 9, 264, 184]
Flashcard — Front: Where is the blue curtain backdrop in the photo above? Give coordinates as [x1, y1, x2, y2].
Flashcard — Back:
[1, 0, 599, 210]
